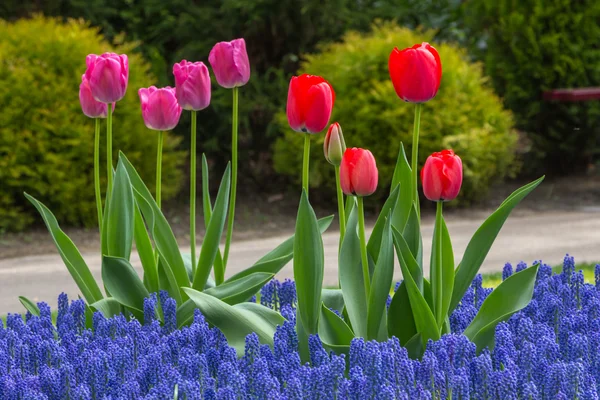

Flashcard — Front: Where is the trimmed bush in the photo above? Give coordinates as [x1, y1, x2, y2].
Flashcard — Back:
[273, 23, 518, 205]
[463, 0, 600, 175]
[0, 16, 184, 232]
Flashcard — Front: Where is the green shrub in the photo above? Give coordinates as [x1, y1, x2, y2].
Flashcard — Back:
[462, 0, 600, 175]
[273, 23, 519, 204]
[0, 16, 184, 232]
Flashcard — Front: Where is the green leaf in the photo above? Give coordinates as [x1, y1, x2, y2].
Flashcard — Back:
[402, 204, 422, 266]
[319, 303, 354, 354]
[430, 211, 455, 328]
[183, 287, 284, 356]
[367, 185, 399, 264]
[387, 282, 417, 346]
[120, 153, 189, 302]
[293, 190, 324, 335]
[392, 226, 423, 292]
[339, 199, 368, 338]
[102, 256, 148, 320]
[105, 160, 134, 260]
[396, 240, 439, 346]
[404, 333, 424, 359]
[134, 204, 158, 293]
[464, 264, 539, 351]
[344, 195, 355, 223]
[157, 255, 183, 305]
[450, 177, 544, 313]
[205, 272, 274, 305]
[322, 288, 345, 313]
[90, 298, 123, 319]
[25, 193, 103, 304]
[367, 213, 394, 340]
[201, 153, 213, 228]
[18, 296, 40, 317]
[391, 143, 412, 233]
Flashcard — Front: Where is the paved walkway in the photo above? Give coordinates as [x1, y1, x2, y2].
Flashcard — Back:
[1, 209, 599, 314]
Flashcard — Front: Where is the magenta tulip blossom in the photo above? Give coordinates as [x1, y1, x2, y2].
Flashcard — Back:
[79, 75, 114, 118]
[173, 60, 212, 111]
[208, 39, 250, 88]
[138, 86, 182, 131]
[84, 53, 129, 104]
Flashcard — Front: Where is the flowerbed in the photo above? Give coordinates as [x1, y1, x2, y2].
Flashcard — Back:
[2, 256, 599, 399]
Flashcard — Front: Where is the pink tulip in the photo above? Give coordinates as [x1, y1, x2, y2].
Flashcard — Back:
[340, 148, 378, 197]
[79, 75, 114, 118]
[208, 39, 250, 88]
[173, 60, 212, 111]
[84, 53, 129, 104]
[138, 86, 182, 131]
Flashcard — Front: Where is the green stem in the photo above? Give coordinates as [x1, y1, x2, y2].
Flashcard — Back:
[156, 131, 163, 208]
[411, 103, 422, 216]
[302, 133, 310, 195]
[190, 111, 197, 275]
[435, 200, 443, 326]
[334, 165, 346, 245]
[106, 103, 114, 199]
[222, 87, 239, 278]
[94, 118, 103, 234]
[357, 197, 371, 298]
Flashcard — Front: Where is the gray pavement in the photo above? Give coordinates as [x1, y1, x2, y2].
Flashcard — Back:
[1, 209, 599, 314]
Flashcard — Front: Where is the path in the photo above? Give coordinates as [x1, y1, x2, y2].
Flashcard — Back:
[1, 209, 599, 314]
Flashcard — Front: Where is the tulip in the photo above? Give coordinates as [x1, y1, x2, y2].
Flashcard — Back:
[388, 43, 442, 104]
[286, 74, 335, 134]
[79, 75, 113, 119]
[173, 60, 211, 111]
[388, 43, 442, 214]
[421, 149, 463, 202]
[208, 39, 250, 89]
[173, 60, 212, 272]
[324, 122, 346, 166]
[85, 53, 129, 104]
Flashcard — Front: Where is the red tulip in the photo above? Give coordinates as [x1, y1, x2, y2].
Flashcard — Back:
[286, 74, 335, 134]
[421, 149, 462, 202]
[388, 43, 442, 103]
[340, 148, 378, 197]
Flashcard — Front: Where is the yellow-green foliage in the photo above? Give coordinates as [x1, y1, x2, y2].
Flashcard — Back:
[0, 16, 185, 232]
[274, 23, 519, 204]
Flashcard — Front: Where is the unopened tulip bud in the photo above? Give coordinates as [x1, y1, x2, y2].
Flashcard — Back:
[421, 149, 462, 202]
[324, 122, 346, 166]
[340, 148, 378, 197]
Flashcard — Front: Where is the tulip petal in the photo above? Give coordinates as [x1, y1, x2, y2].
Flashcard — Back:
[304, 82, 333, 134]
[286, 77, 305, 132]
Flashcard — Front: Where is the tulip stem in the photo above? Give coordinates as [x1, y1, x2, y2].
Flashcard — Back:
[94, 118, 103, 234]
[190, 111, 197, 275]
[357, 197, 371, 299]
[434, 201, 443, 327]
[222, 87, 239, 278]
[302, 133, 310, 196]
[411, 103, 422, 217]
[156, 131, 163, 208]
[335, 165, 345, 246]
[106, 103, 113, 199]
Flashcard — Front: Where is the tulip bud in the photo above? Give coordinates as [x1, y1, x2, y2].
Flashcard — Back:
[340, 148, 378, 197]
[388, 42, 442, 103]
[173, 60, 211, 111]
[324, 122, 346, 166]
[138, 86, 182, 131]
[208, 38, 251, 88]
[421, 149, 462, 202]
[287, 74, 335, 134]
[84, 52, 129, 103]
[79, 75, 114, 118]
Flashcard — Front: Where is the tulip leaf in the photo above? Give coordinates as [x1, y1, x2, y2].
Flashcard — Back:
[25, 193, 103, 304]
[319, 303, 354, 354]
[105, 160, 135, 260]
[157, 256, 184, 305]
[201, 153, 213, 228]
[464, 264, 539, 352]
[404, 333, 425, 360]
[344, 195, 355, 224]
[367, 185, 400, 264]
[225, 216, 334, 283]
[293, 190, 324, 336]
[101, 255, 148, 320]
[403, 204, 423, 267]
[134, 204, 158, 293]
[450, 177, 544, 314]
[387, 282, 417, 346]
[391, 143, 412, 233]
[392, 226, 423, 291]
[205, 272, 274, 305]
[322, 288, 345, 313]
[183, 287, 284, 356]
[18, 296, 40, 317]
[120, 152, 189, 303]
[193, 164, 231, 290]
[430, 212, 455, 329]
[339, 199, 368, 338]
[367, 213, 394, 340]
[90, 298, 124, 319]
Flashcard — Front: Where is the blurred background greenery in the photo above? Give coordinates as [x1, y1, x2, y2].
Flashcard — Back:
[1, 0, 599, 232]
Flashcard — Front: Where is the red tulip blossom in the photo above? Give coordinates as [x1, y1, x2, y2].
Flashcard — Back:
[389, 43, 442, 103]
[421, 149, 462, 202]
[286, 74, 335, 134]
[340, 148, 378, 197]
